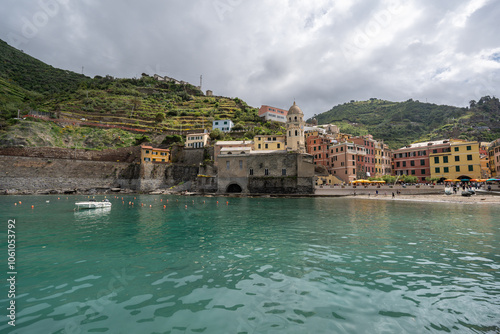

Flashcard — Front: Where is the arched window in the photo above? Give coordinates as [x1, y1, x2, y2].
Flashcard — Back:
[295, 130, 298, 136]
[289, 131, 291, 136]
[294, 116, 297, 121]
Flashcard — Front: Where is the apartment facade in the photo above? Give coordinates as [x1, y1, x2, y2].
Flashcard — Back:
[253, 135, 286, 151]
[212, 119, 234, 132]
[329, 142, 366, 183]
[141, 145, 171, 163]
[429, 141, 481, 180]
[306, 134, 332, 169]
[488, 139, 500, 177]
[185, 132, 210, 149]
[393, 140, 451, 182]
[258, 105, 288, 123]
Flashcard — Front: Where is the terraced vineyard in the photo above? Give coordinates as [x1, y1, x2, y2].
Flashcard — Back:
[40, 77, 261, 134]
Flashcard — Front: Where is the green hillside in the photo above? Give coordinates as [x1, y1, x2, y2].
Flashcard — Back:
[0, 39, 285, 149]
[0, 39, 87, 94]
[311, 98, 500, 149]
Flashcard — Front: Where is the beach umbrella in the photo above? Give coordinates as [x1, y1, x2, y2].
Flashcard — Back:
[469, 179, 480, 182]
[452, 179, 461, 182]
[461, 179, 471, 182]
[486, 178, 497, 182]
[444, 179, 454, 182]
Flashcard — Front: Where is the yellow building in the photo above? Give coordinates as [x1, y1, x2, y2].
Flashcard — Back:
[141, 145, 171, 163]
[253, 135, 286, 151]
[429, 140, 481, 180]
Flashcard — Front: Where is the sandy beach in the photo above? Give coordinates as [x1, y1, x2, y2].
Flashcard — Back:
[344, 193, 500, 204]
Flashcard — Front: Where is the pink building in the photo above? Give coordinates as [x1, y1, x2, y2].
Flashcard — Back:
[329, 142, 366, 183]
[393, 140, 451, 182]
[258, 105, 288, 123]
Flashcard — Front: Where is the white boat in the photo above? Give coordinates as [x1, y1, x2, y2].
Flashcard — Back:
[75, 199, 112, 210]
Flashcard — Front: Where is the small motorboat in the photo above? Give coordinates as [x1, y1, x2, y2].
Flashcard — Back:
[75, 199, 112, 210]
[461, 190, 475, 197]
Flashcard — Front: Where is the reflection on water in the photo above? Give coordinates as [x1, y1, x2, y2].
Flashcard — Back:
[0, 195, 499, 333]
[74, 206, 111, 219]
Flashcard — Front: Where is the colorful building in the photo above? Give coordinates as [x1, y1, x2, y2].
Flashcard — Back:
[185, 132, 210, 149]
[141, 145, 171, 163]
[253, 135, 286, 151]
[393, 140, 451, 182]
[351, 135, 377, 178]
[329, 141, 366, 183]
[488, 139, 500, 177]
[429, 141, 481, 180]
[306, 134, 333, 169]
[258, 105, 288, 123]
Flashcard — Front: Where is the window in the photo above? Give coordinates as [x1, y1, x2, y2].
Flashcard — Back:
[226, 161, 230, 170]
[215, 122, 219, 125]
[144, 157, 151, 162]
[282, 169, 286, 176]
[403, 161, 406, 167]
[435, 167, 440, 173]
[277, 144, 280, 149]
[265, 144, 268, 149]
[433, 149, 437, 153]
[239, 160, 243, 169]
[421, 169, 426, 174]
[434, 157, 439, 163]
[467, 155, 472, 161]
[145, 150, 150, 154]
[410, 160, 415, 166]
[468, 165, 473, 172]
[420, 159, 425, 166]
[454, 147, 459, 152]
[455, 166, 460, 172]
[265, 168, 269, 176]
[443, 156, 448, 163]
[249, 168, 254, 175]
[444, 167, 449, 173]
[411, 170, 415, 175]
[467, 146, 471, 151]
[396, 162, 400, 167]
[455, 156, 460, 162]
[258, 144, 261, 149]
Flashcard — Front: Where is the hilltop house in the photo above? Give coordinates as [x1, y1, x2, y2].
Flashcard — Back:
[213, 119, 234, 132]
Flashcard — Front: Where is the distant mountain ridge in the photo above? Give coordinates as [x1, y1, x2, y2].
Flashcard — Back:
[309, 97, 500, 149]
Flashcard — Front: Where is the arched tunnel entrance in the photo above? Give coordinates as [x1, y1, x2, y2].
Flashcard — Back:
[226, 183, 243, 193]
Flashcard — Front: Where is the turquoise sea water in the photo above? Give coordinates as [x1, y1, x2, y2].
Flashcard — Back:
[1, 195, 499, 333]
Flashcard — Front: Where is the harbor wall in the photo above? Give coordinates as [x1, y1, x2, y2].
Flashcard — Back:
[0, 155, 138, 194]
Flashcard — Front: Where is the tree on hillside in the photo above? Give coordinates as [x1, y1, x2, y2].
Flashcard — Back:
[210, 128, 223, 140]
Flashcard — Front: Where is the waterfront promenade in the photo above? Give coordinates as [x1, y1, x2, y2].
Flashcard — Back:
[314, 183, 500, 204]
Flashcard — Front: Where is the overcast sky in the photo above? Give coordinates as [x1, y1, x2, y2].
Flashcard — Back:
[1, 0, 499, 118]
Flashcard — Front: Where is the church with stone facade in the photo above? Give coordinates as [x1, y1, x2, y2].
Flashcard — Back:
[216, 102, 315, 194]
